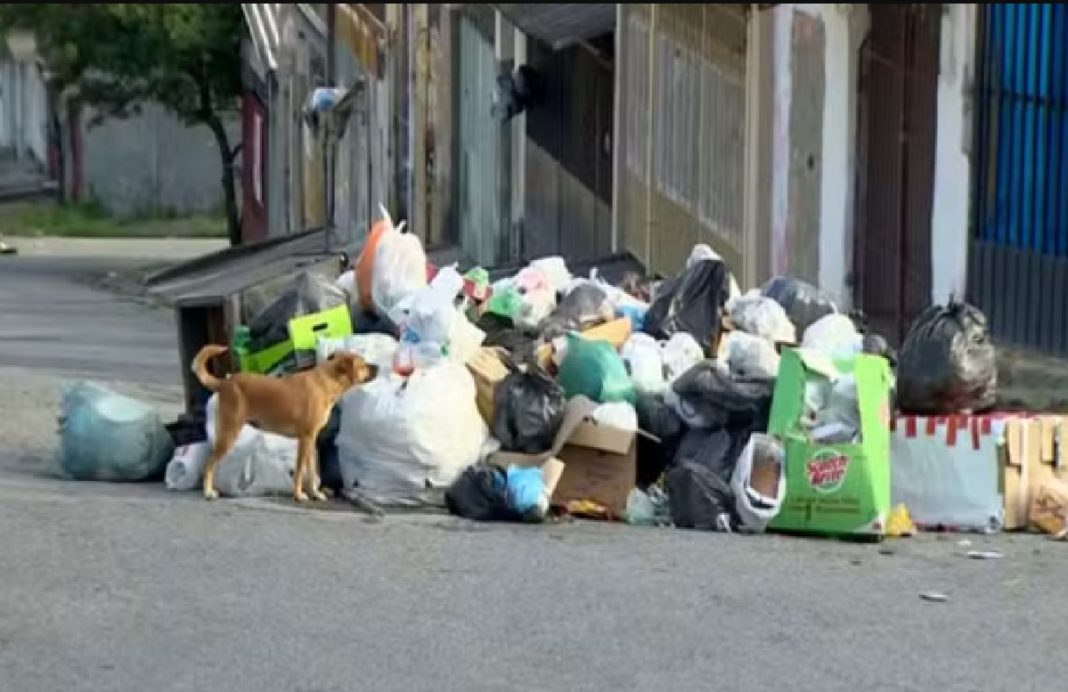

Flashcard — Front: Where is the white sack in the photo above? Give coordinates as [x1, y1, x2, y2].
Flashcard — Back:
[337, 362, 487, 505]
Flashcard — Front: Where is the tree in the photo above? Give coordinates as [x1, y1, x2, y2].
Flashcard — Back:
[0, 4, 245, 245]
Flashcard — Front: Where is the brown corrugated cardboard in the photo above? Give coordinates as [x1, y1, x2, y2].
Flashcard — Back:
[1002, 416, 1068, 530]
[467, 347, 510, 426]
[554, 441, 637, 517]
[1029, 476, 1068, 535]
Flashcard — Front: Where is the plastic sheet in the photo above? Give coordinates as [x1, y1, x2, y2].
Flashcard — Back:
[58, 382, 174, 482]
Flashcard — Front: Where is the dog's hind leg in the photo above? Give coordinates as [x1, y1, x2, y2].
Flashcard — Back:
[203, 393, 243, 501]
[307, 445, 328, 502]
[203, 426, 239, 501]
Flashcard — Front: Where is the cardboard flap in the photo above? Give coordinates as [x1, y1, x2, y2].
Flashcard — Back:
[568, 417, 636, 454]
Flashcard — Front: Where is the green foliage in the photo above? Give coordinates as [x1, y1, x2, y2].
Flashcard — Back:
[0, 4, 246, 243]
[0, 4, 242, 124]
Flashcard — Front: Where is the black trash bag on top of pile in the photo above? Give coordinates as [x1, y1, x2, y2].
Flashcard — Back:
[445, 465, 520, 522]
[671, 360, 775, 431]
[476, 313, 540, 365]
[539, 283, 615, 341]
[666, 428, 739, 531]
[643, 259, 731, 353]
[248, 271, 348, 352]
[492, 364, 567, 454]
[896, 301, 997, 415]
[635, 393, 685, 489]
[760, 276, 838, 335]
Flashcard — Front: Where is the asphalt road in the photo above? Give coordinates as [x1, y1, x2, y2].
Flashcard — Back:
[1, 241, 1065, 692]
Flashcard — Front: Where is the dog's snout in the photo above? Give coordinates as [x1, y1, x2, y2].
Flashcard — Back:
[366, 364, 379, 380]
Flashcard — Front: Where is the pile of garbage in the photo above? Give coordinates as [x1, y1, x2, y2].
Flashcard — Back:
[57, 206, 1009, 541]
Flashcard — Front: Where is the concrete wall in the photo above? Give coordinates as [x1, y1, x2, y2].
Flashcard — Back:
[76, 102, 238, 218]
[929, 4, 977, 305]
[771, 3, 868, 309]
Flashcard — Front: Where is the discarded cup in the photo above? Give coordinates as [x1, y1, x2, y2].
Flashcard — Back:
[920, 592, 950, 603]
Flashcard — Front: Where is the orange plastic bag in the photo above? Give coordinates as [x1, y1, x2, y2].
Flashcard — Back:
[355, 206, 405, 312]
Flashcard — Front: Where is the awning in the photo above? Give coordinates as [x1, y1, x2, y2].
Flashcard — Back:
[493, 4, 616, 51]
[242, 3, 283, 75]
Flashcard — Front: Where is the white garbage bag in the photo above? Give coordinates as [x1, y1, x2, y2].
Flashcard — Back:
[661, 332, 704, 383]
[528, 256, 572, 294]
[164, 441, 211, 491]
[802, 313, 863, 360]
[621, 333, 667, 395]
[512, 266, 557, 330]
[336, 362, 488, 505]
[727, 291, 797, 344]
[372, 230, 427, 317]
[204, 394, 299, 498]
[335, 270, 357, 298]
[58, 382, 174, 481]
[591, 402, 639, 432]
[402, 265, 484, 363]
[730, 433, 786, 533]
[721, 330, 781, 379]
[316, 333, 398, 373]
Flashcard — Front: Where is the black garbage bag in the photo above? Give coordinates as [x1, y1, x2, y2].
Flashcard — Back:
[635, 393, 684, 488]
[761, 276, 838, 335]
[445, 465, 520, 521]
[643, 259, 731, 352]
[671, 360, 775, 431]
[248, 271, 348, 352]
[897, 302, 997, 415]
[316, 404, 344, 491]
[492, 364, 567, 454]
[666, 428, 739, 531]
[477, 313, 539, 365]
[538, 284, 615, 341]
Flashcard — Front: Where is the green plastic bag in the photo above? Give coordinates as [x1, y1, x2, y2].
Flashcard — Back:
[557, 333, 637, 405]
[487, 287, 523, 321]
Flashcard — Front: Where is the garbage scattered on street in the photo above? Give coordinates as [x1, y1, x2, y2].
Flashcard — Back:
[920, 592, 950, 604]
[53, 204, 1061, 549]
[964, 550, 1004, 560]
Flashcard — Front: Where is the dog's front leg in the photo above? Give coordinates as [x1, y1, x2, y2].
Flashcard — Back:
[293, 437, 312, 503]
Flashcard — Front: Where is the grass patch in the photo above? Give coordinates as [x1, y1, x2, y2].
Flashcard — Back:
[0, 201, 227, 238]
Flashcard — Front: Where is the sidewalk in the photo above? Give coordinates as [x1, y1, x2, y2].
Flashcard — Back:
[2, 236, 228, 260]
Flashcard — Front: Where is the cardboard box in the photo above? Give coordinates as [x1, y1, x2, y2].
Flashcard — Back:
[1029, 476, 1068, 535]
[1002, 415, 1068, 529]
[767, 349, 894, 538]
[467, 347, 511, 426]
[489, 396, 637, 518]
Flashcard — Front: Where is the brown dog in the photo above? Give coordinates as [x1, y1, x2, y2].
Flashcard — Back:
[192, 345, 377, 502]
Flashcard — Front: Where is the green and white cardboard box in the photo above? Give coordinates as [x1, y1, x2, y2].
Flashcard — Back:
[767, 349, 894, 538]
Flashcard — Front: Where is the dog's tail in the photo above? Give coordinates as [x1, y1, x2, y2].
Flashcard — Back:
[191, 344, 229, 392]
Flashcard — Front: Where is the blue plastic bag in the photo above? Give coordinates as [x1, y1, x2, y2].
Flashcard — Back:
[58, 382, 174, 481]
[506, 465, 549, 520]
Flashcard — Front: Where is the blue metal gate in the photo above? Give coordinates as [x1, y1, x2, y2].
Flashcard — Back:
[968, 3, 1068, 355]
